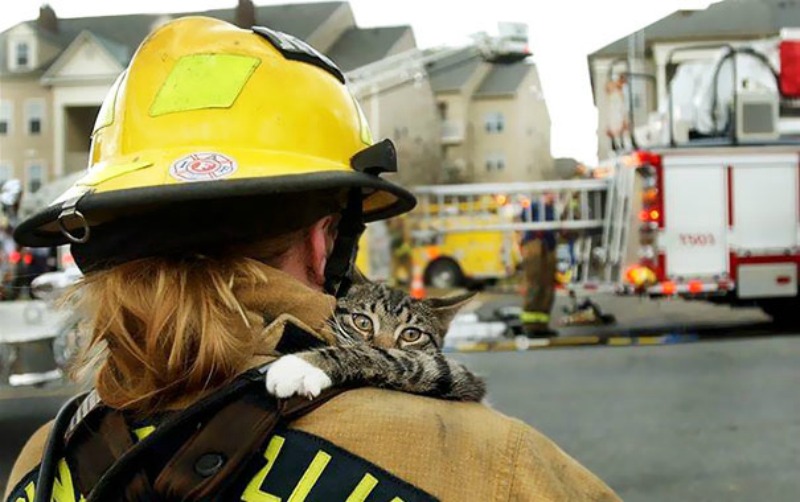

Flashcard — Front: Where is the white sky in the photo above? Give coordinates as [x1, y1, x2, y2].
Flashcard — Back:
[0, 0, 717, 165]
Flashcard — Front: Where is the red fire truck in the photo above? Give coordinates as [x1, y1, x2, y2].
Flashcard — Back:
[608, 31, 800, 323]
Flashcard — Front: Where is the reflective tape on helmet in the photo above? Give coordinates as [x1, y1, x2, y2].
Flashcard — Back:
[150, 54, 261, 117]
[93, 71, 126, 134]
[78, 160, 153, 187]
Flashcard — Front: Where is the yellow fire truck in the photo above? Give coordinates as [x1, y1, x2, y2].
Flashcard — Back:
[398, 181, 609, 288]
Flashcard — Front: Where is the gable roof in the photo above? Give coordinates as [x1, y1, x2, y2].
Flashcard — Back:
[591, 0, 800, 58]
[0, 2, 346, 76]
[327, 26, 411, 72]
[426, 48, 482, 93]
[473, 62, 531, 97]
[196, 2, 344, 40]
[41, 30, 126, 82]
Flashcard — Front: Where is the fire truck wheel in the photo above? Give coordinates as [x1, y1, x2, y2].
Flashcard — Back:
[424, 258, 465, 289]
[758, 298, 800, 327]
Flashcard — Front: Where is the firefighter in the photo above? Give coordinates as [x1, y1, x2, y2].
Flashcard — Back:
[519, 193, 559, 337]
[388, 215, 412, 285]
[6, 18, 618, 502]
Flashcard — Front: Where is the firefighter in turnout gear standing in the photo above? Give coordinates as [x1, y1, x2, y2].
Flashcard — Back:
[6, 18, 618, 502]
[519, 193, 559, 337]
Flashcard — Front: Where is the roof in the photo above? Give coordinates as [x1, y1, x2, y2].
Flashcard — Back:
[327, 26, 412, 72]
[196, 2, 344, 40]
[0, 2, 346, 76]
[426, 48, 482, 93]
[591, 0, 800, 58]
[473, 62, 531, 97]
[91, 33, 132, 66]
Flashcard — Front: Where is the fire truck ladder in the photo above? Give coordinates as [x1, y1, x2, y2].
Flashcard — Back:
[410, 180, 614, 287]
[598, 163, 637, 285]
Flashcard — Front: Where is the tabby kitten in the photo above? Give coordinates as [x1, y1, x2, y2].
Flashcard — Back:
[266, 279, 486, 402]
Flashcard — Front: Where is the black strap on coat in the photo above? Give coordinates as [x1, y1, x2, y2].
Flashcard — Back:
[33, 364, 346, 501]
[33, 392, 87, 502]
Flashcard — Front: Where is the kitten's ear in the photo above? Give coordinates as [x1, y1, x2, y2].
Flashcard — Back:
[349, 267, 371, 286]
[424, 291, 477, 329]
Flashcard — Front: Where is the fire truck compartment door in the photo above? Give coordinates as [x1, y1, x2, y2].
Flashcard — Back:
[731, 155, 798, 251]
[662, 158, 727, 277]
[737, 263, 798, 299]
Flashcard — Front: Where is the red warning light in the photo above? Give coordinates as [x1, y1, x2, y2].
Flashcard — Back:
[661, 281, 677, 295]
[688, 280, 703, 294]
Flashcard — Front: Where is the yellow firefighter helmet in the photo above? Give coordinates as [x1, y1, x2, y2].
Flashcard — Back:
[14, 16, 414, 273]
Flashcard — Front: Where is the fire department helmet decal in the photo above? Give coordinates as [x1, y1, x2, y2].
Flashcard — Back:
[169, 152, 237, 182]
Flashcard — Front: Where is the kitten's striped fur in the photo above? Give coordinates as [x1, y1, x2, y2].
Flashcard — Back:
[273, 279, 486, 402]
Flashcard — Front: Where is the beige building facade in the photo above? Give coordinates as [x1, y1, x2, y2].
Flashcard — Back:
[429, 48, 552, 184]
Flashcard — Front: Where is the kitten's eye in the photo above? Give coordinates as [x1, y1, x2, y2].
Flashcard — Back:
[400, 327, 426, 344]
[351, 314, 373, 333]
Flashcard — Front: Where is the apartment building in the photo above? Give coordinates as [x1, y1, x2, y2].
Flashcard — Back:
[428, 47, 553, 183]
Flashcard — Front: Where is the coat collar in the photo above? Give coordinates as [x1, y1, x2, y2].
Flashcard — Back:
[233, 264, 338, 359]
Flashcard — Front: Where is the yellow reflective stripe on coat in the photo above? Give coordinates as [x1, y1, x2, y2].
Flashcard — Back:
[133, 425, 156, 441]
[345, 473, 379, 502]
[520, 311, 551, 323]
[287, 451, 332, 501]
[242, 435, 286, 502]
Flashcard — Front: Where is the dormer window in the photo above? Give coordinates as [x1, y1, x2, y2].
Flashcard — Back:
[15, 42, 30, 69]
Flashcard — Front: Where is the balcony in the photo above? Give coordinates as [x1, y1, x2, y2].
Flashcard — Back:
[441, 120, 465, 145]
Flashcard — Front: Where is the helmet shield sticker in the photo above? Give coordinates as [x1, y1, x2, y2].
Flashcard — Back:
[169, 152, 238, 182]
[150, 54, 261, 117]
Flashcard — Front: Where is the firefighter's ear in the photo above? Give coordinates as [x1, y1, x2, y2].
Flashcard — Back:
[424, 291, 477, 329]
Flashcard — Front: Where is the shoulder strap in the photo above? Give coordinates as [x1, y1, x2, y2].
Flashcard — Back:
[154, 387, 345, 500]
[76, 367, 345, 502]
[33, 392, 87, 502]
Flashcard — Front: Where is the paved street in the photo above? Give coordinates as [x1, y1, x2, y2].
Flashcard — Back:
[453, 337, 800, 502]
[2, 335, 799, 500]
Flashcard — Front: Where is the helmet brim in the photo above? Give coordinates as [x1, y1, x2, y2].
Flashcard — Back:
[14, 170, 415, 248]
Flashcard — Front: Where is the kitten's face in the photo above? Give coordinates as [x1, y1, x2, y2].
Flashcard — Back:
[332, 283, 475, 352]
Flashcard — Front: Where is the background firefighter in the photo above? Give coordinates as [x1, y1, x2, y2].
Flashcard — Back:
[518, 193, 558, 337]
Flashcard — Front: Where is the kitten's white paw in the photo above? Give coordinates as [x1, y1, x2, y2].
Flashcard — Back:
[266, 355, 333, 399]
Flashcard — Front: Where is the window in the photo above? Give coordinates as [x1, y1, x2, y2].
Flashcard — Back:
[25, 99, 44, 136]
[0, 164, 11, 184]
[437, 102, 448, 120]
[15, 42, 29, 68]
[484, 112, 505, 133]
[26, 163, 44, 194]
[484, 153, 506, 172]
[0, 101, 12, 135]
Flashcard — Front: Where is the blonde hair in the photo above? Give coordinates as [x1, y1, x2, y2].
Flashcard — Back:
[71, 229, 307, 412]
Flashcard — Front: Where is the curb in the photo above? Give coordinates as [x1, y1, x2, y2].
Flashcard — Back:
[445, 333, 701, 353]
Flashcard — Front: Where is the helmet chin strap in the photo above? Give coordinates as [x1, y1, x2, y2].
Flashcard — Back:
[323, 189, 365, 297]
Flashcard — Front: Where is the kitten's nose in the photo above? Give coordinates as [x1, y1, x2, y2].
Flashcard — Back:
[374, 336, 396, 349]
